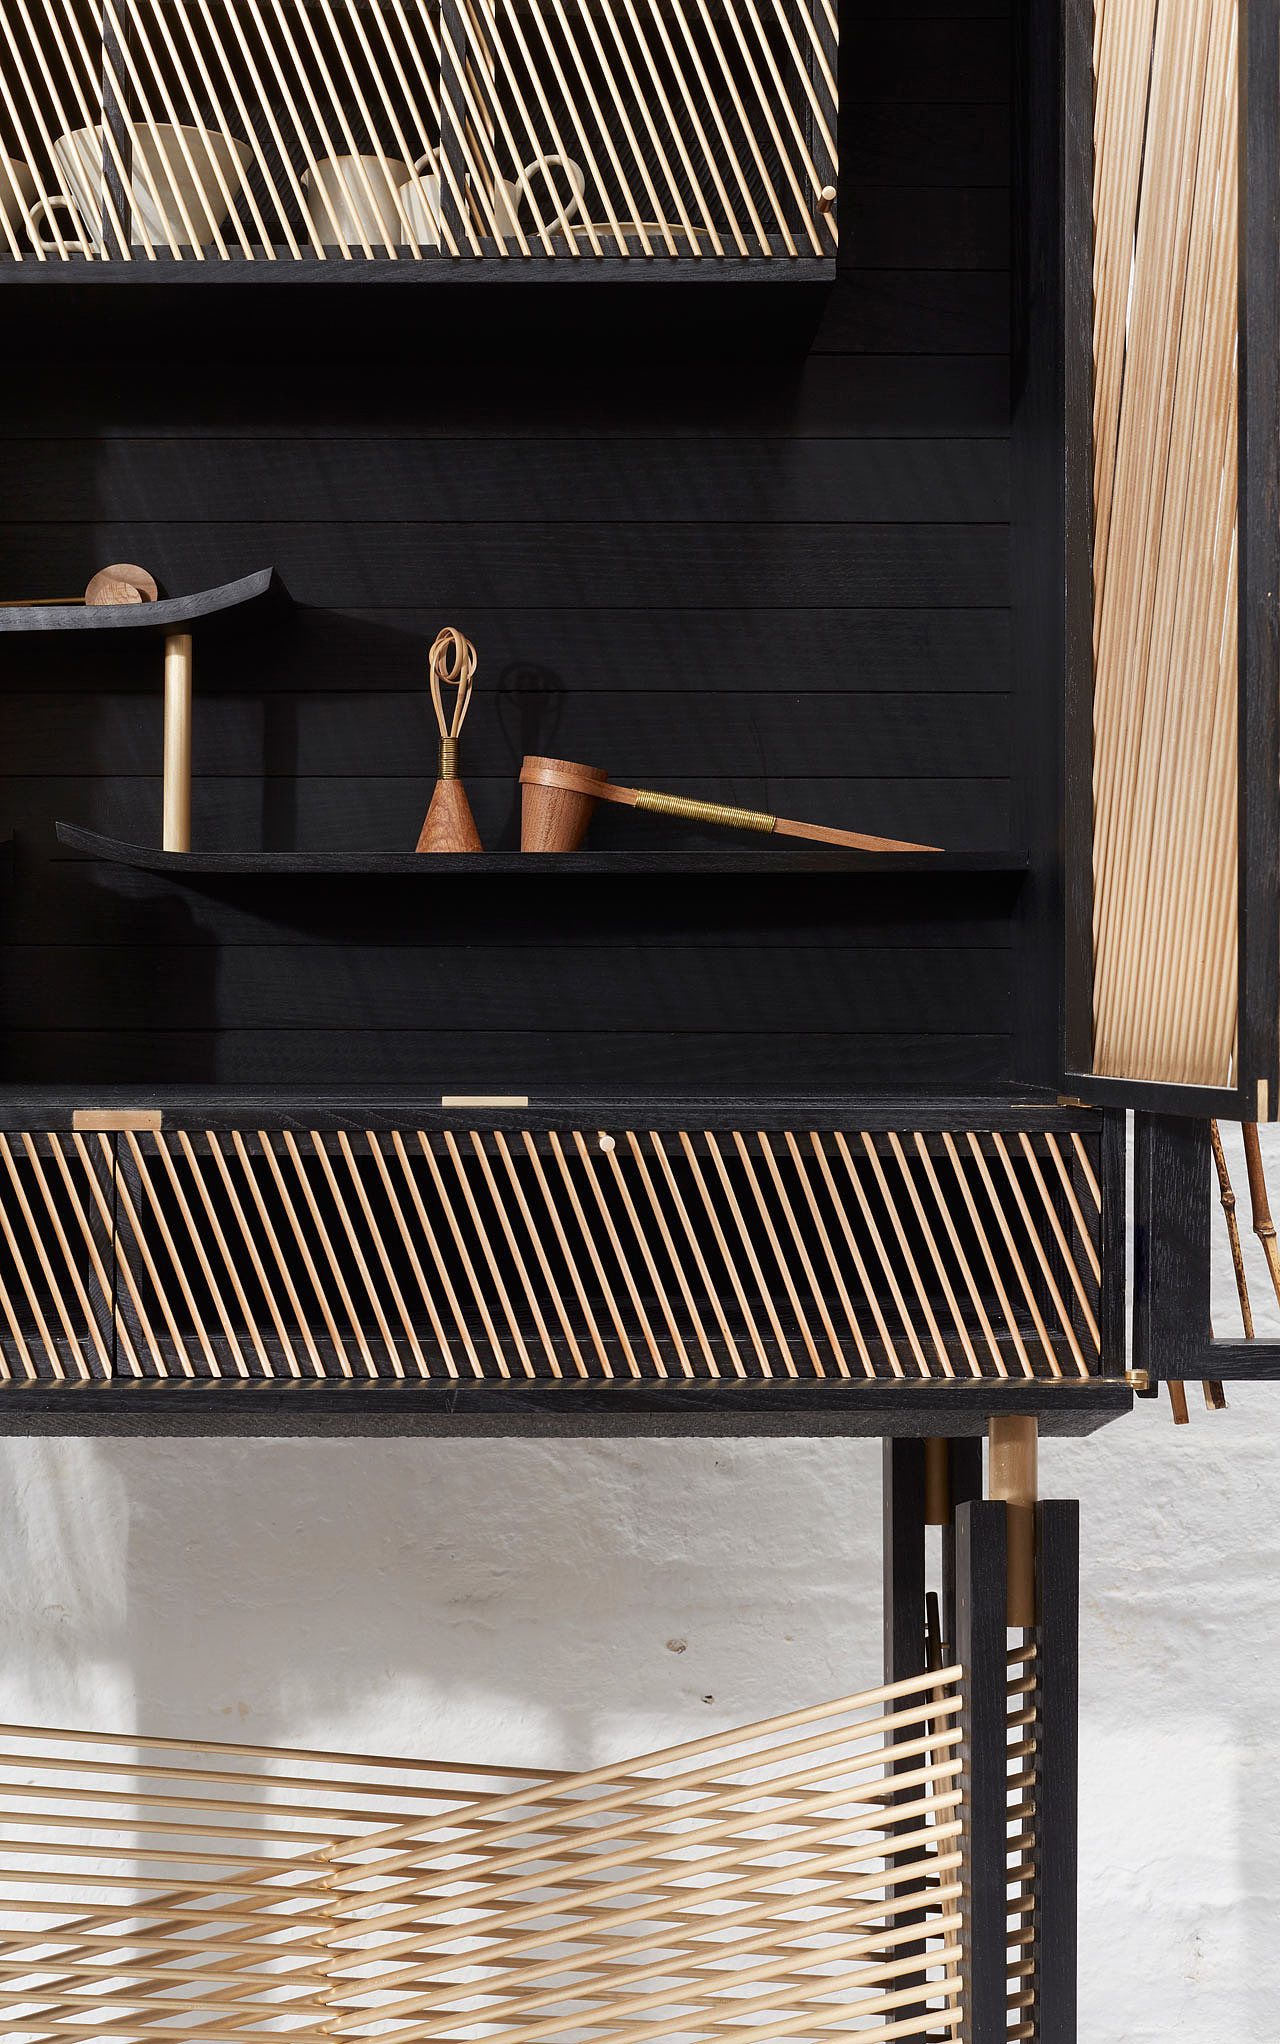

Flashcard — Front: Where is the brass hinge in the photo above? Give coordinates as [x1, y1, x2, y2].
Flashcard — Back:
[72, 1108, 162, 1132]
[1125, 1370, 1151, 1392]
[440, 1095, 529, 1109]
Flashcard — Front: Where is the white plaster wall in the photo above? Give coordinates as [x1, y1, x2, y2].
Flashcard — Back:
[0, 1120, 1276, 2040]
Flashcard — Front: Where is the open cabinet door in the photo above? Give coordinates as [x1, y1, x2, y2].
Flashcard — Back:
[1060, 0, 1280, 1119]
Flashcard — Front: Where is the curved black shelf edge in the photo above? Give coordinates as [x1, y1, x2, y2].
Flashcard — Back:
[0, 567, 286, 636]
[0, 1375, 1133, 1440]
[54, 825, 1028, 877]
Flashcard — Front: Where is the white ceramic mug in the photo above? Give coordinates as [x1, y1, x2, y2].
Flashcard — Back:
[304, 153, 411, 249]
[26, 123, 251, 253]
[0, 156, 35, 249]
[399, 153, 585, 247]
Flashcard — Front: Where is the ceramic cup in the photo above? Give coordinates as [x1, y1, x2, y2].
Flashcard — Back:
[0, 156, 35, 249]
[399, 153, 585, 247]
[27, 123, 251, 253]
[304, 153, 411, 249]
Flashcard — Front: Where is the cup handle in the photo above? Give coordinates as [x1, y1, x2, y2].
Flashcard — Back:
[519, 153, 585, 225]
[25, 193, 85, 253]
[409, 153, 438, 179]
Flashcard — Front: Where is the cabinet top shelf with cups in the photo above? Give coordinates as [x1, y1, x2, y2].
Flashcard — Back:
[0, 0, 837, 273]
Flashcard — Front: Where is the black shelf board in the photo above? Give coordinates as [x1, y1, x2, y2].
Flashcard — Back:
[55, 826, 1028, 877]
[0, 1375, 1133, 1440]
[0, 1088, 1102, 1134]
[0, 568, 286, 636]
[0, 260, 834, 362]
[0, 250, 834, 283]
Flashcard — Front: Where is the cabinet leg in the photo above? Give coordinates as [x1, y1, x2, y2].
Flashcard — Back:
[163, 631, 193, 852]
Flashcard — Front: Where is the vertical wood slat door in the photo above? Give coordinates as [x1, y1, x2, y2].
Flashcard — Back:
[1082, 0, 1280, 1115]
[1090, 0, 1238, 1094]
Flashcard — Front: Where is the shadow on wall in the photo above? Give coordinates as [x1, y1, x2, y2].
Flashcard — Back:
[0, 1437, 883, 1771]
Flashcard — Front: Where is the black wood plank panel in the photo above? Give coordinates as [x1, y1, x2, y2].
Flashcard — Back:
[0, 524, 1009, 610]
[845, 190, 1008, 271]
[0, 943, 1012, 1035]
[813, 272, 1009, 357]
[0, 358, 1010, 439]
[0, 1029, 1015, 1091]
[1, 693, 1011, 780]
[12, 867, 1020, 950]
[0, 440, 1010, 525]
[841, 105, 1009, 187]
[0, 608, 1012, 696]
[849, 21, 1009, 102]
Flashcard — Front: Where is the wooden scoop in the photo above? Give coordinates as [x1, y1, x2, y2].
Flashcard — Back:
[519, 755, 942, 853]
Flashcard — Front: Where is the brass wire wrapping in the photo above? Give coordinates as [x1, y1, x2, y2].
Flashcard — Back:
[633, 789, 776, 834]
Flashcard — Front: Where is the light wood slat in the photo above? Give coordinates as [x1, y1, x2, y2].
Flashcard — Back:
[0, 1125, 1100, 1386]
[0, 1672, 965, 2044]
[1092, 0, 1239, 1085]
[442, 1130, 538, 1378]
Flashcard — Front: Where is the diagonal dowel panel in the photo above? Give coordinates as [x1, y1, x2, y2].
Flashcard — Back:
[0, 1126, 1106, 1385]
[0, 0, 837, 263]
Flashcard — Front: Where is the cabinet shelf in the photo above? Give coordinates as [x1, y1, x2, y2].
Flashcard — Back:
[0, 568, 285, 635]
[55, 827, 1028, 878]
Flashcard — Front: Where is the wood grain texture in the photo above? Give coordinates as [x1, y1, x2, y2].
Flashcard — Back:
[0, 439, 1011, 524]
[0, 1375, 1131, 1438]
[9, 691, 1013, 777]
[0, 523, 1009, 610]
[0, 1029, 1015, 1091]
[0, 607, 1012, 695]
[0, 357, 1010, 439]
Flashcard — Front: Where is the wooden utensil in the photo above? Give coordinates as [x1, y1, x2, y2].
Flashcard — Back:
[519, 755, 942, 853]
[84, 563, 159, 605]
[416, 627, 482, 853]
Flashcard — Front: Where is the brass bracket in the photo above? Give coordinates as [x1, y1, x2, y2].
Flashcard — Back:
[1124, 1369, 1151, 1392]
[72, 1108, 162, 1132]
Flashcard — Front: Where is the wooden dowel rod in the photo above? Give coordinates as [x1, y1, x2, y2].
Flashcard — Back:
[161, 631, 192, 853]
[989, 1415, 1037, 1627]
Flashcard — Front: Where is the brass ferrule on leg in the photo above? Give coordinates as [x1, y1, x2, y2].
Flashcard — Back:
[989, 1415, 1038, 1628]
[923, 1437, 950, 1526]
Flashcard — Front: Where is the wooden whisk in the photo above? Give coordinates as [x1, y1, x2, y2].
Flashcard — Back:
[416, 626, 482, 853]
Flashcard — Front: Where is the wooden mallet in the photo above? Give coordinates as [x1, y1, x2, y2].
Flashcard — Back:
[519, 755, 942, 853]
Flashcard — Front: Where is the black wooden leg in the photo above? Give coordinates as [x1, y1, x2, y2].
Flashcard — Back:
[1035, 1499, 1079, 2044]
[942, 1437, 984, 1655]
[882, 1440, 927, 2018]
[955, 1499, 1008, 2044]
